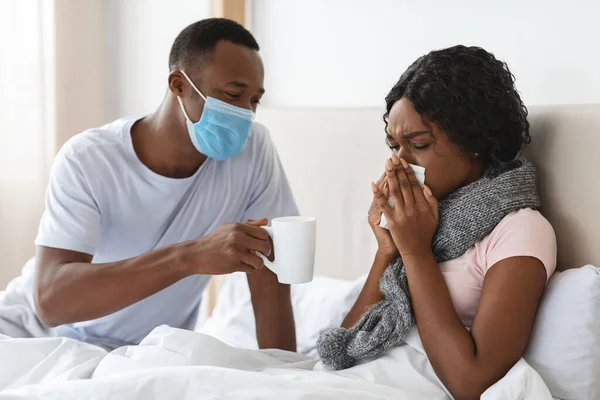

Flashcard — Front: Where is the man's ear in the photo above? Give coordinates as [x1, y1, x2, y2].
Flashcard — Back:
[168, 71, 185, 96]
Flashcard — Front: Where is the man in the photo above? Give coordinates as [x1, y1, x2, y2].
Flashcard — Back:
[0, 18, 297, 351]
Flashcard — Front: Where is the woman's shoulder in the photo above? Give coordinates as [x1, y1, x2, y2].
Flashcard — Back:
[484, 208, 557, 278]
[495, 208, 554, 234]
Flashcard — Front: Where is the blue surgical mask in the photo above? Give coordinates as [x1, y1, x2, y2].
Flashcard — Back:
[177, 70, 255, 161]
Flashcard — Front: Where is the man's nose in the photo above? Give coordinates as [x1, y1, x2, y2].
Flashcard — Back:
[242, 102, 257, 113]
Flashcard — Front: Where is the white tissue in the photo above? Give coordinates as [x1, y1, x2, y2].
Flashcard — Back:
[379, 163, 426, 229]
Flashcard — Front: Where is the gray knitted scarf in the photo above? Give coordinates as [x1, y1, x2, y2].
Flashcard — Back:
[317, 159, 540, 370]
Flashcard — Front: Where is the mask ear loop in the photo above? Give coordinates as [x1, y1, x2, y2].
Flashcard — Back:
[177, 70, 206, 124]
[180, 70, 207, 101]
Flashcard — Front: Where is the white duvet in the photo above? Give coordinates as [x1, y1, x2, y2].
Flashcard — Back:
[0, 326, 552, 400]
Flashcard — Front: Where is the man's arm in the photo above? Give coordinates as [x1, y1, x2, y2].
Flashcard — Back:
[247, 266, 296, 351]
[35, 245, 189, 327]
[243, 218, 296, 351]
[239, 127, 299, 351]
[35, 222, 272, 327]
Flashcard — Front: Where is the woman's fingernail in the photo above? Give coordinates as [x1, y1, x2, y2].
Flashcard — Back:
[400, 158, 409, 169]
[423, 185, 433, 196]
[391, 154, 400, 165]
[371, 182, 379, 192]
[386, 159, 393, 171]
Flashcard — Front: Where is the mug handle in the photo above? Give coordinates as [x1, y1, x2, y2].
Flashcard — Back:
[258, 226, 277, 275]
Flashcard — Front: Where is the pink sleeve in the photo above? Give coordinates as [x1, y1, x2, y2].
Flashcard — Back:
[485, 209, 557, 280]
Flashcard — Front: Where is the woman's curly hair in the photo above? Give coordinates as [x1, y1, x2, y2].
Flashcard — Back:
[384, 45, 530, 168]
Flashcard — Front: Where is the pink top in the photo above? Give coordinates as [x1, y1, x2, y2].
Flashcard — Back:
[440, 208, 557, 327]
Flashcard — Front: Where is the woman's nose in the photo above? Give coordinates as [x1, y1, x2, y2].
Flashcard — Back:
[396, 149, 418, 167]
[395, 147, 410, 163]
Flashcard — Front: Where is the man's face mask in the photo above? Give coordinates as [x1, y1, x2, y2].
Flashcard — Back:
[176, 70, 255, 161]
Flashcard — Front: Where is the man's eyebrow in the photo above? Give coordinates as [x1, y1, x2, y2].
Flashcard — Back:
[227, 81, 265, 94]
[401, 130, 431, 139]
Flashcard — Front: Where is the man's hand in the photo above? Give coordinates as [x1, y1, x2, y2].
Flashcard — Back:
[187, 221, 272, 275]
[245, 218, 280, 282]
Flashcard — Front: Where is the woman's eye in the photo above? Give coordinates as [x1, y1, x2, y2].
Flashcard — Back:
[413, 143, 430, 150]
[251, 98, 261, 105]
[386, 141, 400, 151]
[385, 137, 399, 151]
[226, 92, 241, 98]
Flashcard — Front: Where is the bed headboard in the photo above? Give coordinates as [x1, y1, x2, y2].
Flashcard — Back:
[255, 104, 600, 278]
[202, 104, 600, 318]
[524, 105, 600, 271]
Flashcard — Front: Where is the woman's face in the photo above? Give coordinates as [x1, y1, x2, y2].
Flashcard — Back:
[385, 98, 484, 199]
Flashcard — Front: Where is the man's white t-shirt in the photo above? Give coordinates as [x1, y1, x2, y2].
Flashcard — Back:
[29, 116, 299, 347]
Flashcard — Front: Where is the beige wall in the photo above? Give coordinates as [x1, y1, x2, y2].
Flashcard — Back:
[0, 0, 109, 286]
[54, 0, 110, 150]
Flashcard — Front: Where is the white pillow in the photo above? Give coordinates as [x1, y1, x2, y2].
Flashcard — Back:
[198, 273, 366, 357]
[525, 265, 600, 400]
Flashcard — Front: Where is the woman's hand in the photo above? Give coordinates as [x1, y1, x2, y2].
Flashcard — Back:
[368, 172, 398, 261]
[371, 154, 439, 258]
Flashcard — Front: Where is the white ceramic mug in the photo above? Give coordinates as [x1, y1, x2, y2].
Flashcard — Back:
[258, 216, 317, 284]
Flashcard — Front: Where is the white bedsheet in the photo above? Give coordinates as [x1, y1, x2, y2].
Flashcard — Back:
[0, 326, 553, 399]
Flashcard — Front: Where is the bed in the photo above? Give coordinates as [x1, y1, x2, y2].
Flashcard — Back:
[1, 105, 599, 399]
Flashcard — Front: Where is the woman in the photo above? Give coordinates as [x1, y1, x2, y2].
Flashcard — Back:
[318, 45, 556, 399]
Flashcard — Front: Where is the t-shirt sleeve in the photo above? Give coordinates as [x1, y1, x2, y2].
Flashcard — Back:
[241, 126, 300, 222]
[485, 209, 557, 280]
[34, 147, 101, 255]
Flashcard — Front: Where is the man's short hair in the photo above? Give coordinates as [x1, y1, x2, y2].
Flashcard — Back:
[168, 18, 259, 71]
